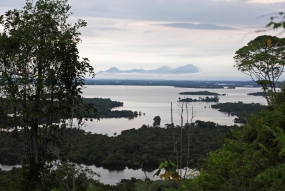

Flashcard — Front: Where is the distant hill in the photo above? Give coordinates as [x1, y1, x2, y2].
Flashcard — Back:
[98, 64, 199, 74]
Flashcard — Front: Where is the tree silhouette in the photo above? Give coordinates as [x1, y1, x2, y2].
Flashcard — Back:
[0, 0, 95, 189]
[153, 116, 161, 127]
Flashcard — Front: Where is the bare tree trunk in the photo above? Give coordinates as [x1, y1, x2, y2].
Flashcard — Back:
[186, 103, 188, 124]
[184, 105, 195, 178]
[171, 102, 179, 173]
[178, 103, 184, 177]
[72, 171, 75, 191]
[172, 103, 196, 179]
[171, 102, 173, 125]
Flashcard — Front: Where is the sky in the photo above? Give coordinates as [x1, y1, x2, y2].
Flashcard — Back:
[0, 0, 285, 80]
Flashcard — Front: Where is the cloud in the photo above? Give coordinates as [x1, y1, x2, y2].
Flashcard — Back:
[1, 0, 282, 27]
[0, 1, 22, 14]
[248, 0, 285, 3]
[155, 23, 236, 30]
[1, 0, 284, 81]
[97, 27, 128, 31]
[65, 0, 283, 26]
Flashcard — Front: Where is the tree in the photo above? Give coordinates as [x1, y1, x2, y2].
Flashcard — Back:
[0, 0, 95, 190]
[264, 12, 285, 34]
[42, 161, 100, 191]
[154, 159, 179, 184]
[234, 35, 285, 105]
[186, 93, 285, 190]
[153, 116, 161, 127]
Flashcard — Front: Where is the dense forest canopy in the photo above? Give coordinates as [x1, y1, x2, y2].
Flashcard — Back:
[0, 121, 237, 169]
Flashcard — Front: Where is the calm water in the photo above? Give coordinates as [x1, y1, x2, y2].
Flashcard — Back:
[1, 85, 267, 185]
[0, 164, 21, 171]
[88, 166, 159, 184]
[82, 85, 266, 135]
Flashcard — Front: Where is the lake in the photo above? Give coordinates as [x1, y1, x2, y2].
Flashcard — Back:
[82, 85, 266, 135]
[1, 85, 267, 185]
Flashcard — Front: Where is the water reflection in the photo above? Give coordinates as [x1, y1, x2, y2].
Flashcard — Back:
[82, 86, 266, 135]
[0, 164, 21, 171]
[87, 165, 159, 185]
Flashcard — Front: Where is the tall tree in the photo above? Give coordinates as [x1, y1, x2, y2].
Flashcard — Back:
[153, 116, 161, 127]
[0, 0, 95, 190]
[234, 35, 285, 105]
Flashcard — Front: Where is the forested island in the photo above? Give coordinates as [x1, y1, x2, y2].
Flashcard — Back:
[178, 96, 220, 102]
[179, 91, 221, 96]
[247, 92, 266, 96]
[211, 101, 265, 123]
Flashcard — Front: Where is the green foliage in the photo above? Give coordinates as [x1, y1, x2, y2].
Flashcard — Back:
[41, 161, 100, 191]
[178, 96, 219, 102]
[0, 0, 95, 189]
[211, 101, 265, 123]
[0, 168, 22, 191]
[82, 98, 138, 119]
[265, 12, 285, 30]
[154, 160, 179, 186]
[0, 122, 237, 170]
[234, 35, 285, 105]
[154, 160, 177, 178]
[0, 169, 177, 191]
[247, 92, 266, 96]
[135, 179, 177, 191]
[179, 91, 220, 96]
[84, 178, 177, 191]
[153, 116, 161, 127]
[186, 100, 285, 190]
[275, 81, 285, 104]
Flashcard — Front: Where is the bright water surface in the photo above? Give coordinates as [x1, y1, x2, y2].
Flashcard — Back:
[1, 86, 267, 185]
[82, 85, 266, 136]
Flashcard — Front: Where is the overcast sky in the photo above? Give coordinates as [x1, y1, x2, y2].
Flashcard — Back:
[0, 0, 285, 80]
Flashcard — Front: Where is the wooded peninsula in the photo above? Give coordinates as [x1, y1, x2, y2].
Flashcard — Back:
[82, 98, 139, 119]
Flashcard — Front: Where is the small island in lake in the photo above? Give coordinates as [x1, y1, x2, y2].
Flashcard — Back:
[247, 92, 265, 96]
[178, 96, 220, 102]
[179, 91, 220, 95]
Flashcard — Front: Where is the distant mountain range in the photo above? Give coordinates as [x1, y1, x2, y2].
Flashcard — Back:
[98, 64, 199, 74]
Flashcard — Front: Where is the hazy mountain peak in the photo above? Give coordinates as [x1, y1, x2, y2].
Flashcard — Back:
[172, 64, 199, 73]
[105, 67, 120, 73]
[98, 64, 199, 74]
[157, 66, 171, 70]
